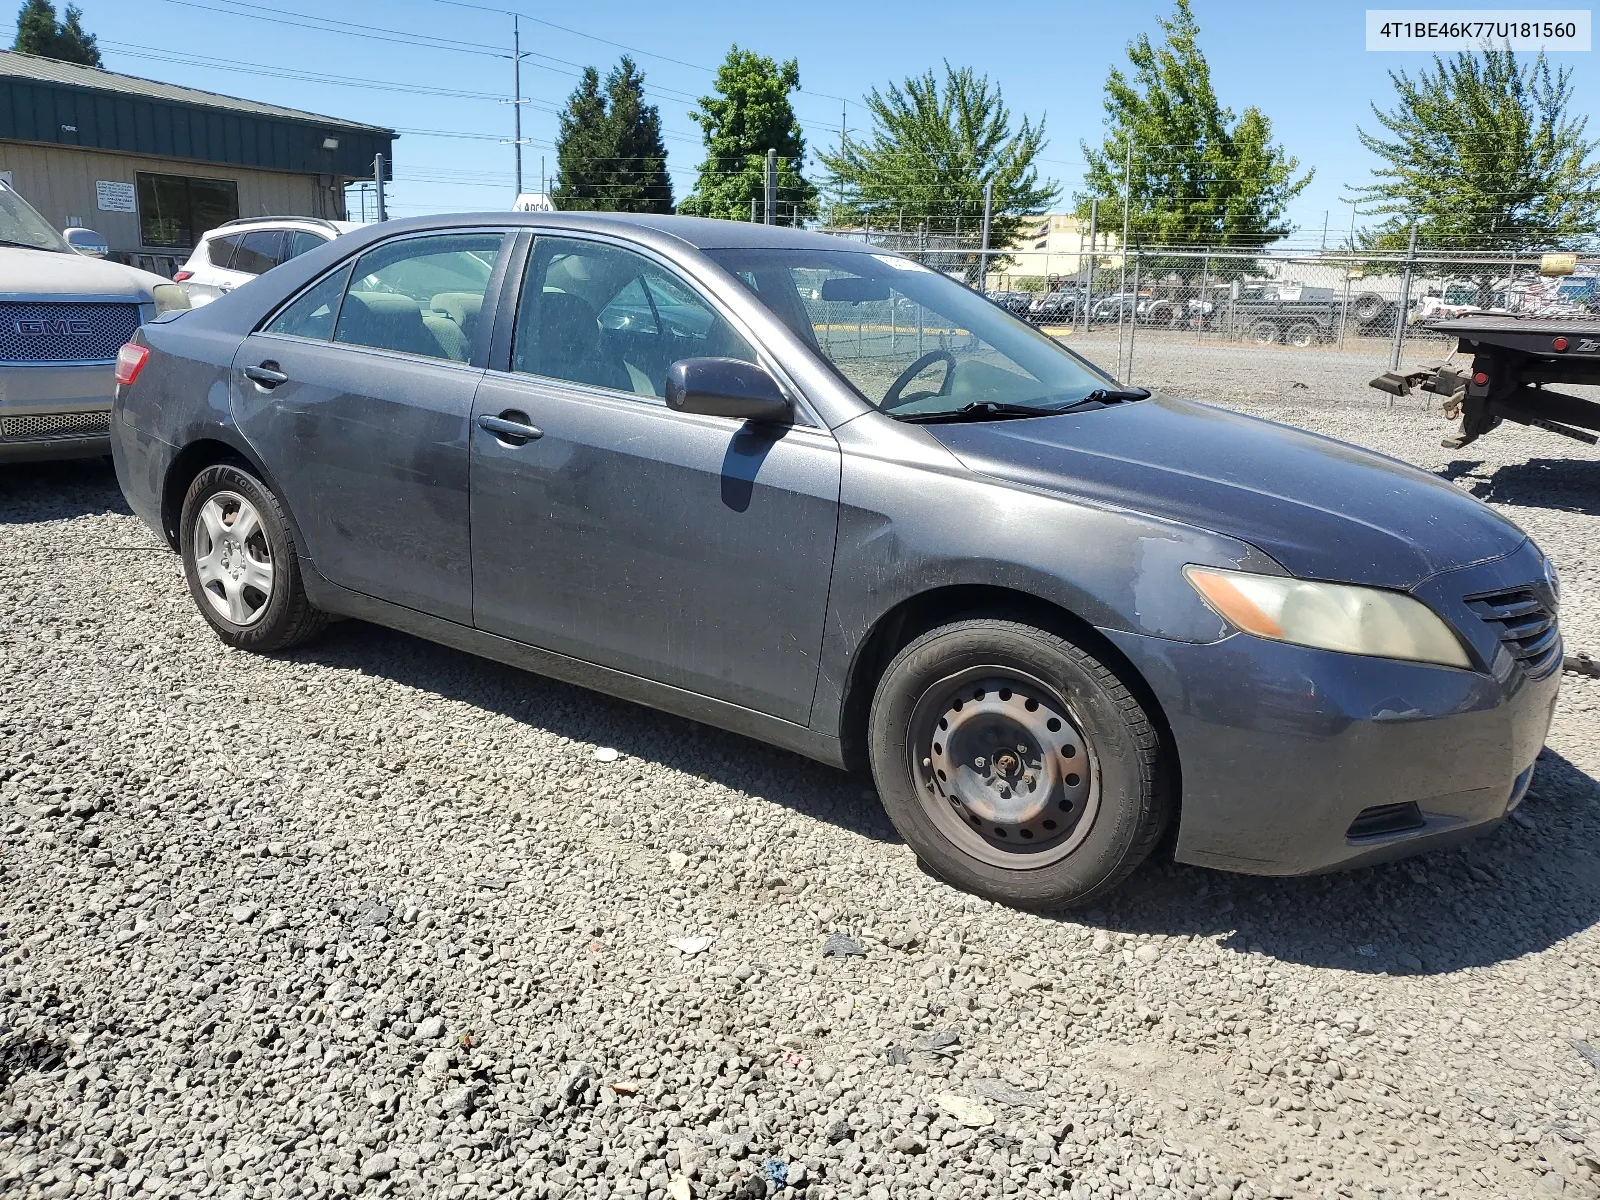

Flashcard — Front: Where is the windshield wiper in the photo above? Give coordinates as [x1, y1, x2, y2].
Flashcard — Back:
[895, 388, 1150, 425]
[896, 401, 1066, 424]
[0, 238, 60, 251]
[1043, 386, 1151, 414]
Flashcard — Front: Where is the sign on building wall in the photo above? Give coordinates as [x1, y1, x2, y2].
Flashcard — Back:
[96, 180, 137, 212]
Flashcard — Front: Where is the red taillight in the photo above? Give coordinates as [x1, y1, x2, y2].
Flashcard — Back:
[114, 343, 150, 387]
[1553, 336, 1569, 352]
[1472, 371, 1489, 386]
[173, 270, 192, 282]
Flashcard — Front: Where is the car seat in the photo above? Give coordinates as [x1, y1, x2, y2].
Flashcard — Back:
[534, 291, 631, 391]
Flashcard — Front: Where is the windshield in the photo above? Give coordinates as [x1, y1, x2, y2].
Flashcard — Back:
[0, 182, 70, 252]
[704, 247, 1115, 418]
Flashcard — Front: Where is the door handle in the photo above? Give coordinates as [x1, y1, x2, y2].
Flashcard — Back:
[244, 363, 288, 388]
[477, 411, 544, 445]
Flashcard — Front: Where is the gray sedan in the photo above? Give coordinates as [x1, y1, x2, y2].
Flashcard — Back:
[110, 213, 1561, 908]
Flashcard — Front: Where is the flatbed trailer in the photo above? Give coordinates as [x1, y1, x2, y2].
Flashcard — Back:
[1370, 314, 1600, 450]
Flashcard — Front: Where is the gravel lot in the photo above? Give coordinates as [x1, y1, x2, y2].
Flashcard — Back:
[3, 349, 1598, 1200]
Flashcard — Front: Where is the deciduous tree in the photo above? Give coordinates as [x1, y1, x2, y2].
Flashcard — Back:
[679, 46, 815, 225]
[818, 64, 1056, 249]
[1077, 0, 1309, 247]
[1352, 49, 1600, 251]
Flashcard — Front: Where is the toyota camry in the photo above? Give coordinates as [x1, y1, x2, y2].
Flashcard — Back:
[111, 213, 1561, 908]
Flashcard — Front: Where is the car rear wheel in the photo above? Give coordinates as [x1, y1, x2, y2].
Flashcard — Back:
[868, 619, 1169, 909]
[179, 462, 326, 652]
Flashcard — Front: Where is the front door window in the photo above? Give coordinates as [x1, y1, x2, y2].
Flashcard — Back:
[512, 236, 759, 398]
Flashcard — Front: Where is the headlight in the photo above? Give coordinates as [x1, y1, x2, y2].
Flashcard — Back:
[1184, 566, 1471, 669]
[151, 283, 191, 315]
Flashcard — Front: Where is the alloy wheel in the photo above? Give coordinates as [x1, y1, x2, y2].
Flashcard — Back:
[191, 490, 275, 626]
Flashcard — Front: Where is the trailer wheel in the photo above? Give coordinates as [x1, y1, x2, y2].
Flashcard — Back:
[1248, 319, 1282, 345]
[1285, 321, 1320, 347]
[1353, 293, 1387, 323]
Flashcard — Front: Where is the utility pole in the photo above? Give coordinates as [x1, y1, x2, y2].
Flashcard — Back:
[765, 148, 777, 225]
[979, 178, 994, 294]
[373, 152, 386, 222]
[500, 16, 530, 205]
[838, 100, 847, 229]
[1320, 209, 1329, 252]
[513, 17, 522, 199]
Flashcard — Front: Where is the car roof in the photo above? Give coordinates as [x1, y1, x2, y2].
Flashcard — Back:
[206, 216, 363, 237]
[359, 210, 883, 253]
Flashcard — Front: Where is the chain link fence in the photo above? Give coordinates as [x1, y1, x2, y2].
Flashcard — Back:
[823, 228, 1600, 382]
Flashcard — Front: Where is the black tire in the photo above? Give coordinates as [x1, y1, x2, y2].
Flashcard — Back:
[1248, 319, 1281, 345]
[1284, 321, 1320, 348]
[1353, 293, 1386, 323]
[178, 462, 327, 652]
[867, 619, 1169, 909]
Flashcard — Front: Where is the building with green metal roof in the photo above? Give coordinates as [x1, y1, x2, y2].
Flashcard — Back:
[0, 50, 395, 274]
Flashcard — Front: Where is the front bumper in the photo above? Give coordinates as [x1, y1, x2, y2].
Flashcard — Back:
[1103, 546, 1561, 877]
[0, 363, 114, 461]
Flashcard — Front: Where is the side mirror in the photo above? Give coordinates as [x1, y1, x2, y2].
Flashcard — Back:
[63, 227, 109, 258]
[665, 357, 791, 424]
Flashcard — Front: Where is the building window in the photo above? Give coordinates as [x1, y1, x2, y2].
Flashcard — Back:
[135, 173, 239, 248]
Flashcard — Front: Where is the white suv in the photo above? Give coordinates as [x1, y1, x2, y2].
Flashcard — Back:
[176, 216, 363, 305]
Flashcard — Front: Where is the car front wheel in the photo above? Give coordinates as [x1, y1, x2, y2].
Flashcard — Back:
[868, 619, 1169, 909]
[178, 462, 326, 652]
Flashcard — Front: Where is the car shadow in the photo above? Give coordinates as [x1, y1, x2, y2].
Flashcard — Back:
[0, 457, 133, 524]
[1084, 744, 1600, 975]
[1438, 457, 1600, 516]
[288, 619, 901, 845]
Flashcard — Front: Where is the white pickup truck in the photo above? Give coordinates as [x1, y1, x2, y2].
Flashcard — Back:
[0, 180, 189, 463]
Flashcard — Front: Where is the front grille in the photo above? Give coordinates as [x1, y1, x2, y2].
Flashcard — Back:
[0, 411, 110, 441]
[1466, 585, 1562, 677]
[0, 301, 142, 364]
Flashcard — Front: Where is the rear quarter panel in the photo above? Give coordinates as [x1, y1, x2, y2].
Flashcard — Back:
[111, 315, 250, 545]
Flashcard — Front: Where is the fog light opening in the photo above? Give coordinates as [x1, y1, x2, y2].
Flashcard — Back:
[1346, 801, 1426, 840]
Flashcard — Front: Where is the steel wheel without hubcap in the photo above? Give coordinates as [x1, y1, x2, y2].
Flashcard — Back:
[908, 665, 1100, 869]
[191, 490, 275, 626]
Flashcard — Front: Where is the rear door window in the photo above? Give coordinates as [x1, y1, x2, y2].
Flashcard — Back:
[333, 233, 504, 363]
[265, 265, 354, 341]
[206, 233, 244, 269]
[232, 230, 286, 276]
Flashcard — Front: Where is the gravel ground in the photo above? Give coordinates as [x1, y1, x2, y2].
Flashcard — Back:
[3, 352, 1599, 1200]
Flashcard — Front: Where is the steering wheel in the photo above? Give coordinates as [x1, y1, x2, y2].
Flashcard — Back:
[881, 349, 958, 411]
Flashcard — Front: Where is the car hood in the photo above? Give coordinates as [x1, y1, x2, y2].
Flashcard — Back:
[924, 394, 1528, 589]
[0, 246, 168, 300]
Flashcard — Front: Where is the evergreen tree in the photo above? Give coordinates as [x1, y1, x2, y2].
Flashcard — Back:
[818, 64, 1055, 247]
[551, 58, 673, 214]
[12, 0, 101, 66]
[679, 46, 816, 225]
[1077, 0, 1308, 247]
[600, 58, 673, 214]
[552, 67, 613, 212]
[1352, 50, 1600, 252]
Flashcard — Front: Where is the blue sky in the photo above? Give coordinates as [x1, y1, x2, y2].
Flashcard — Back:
[19, 0, 1600, 243]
